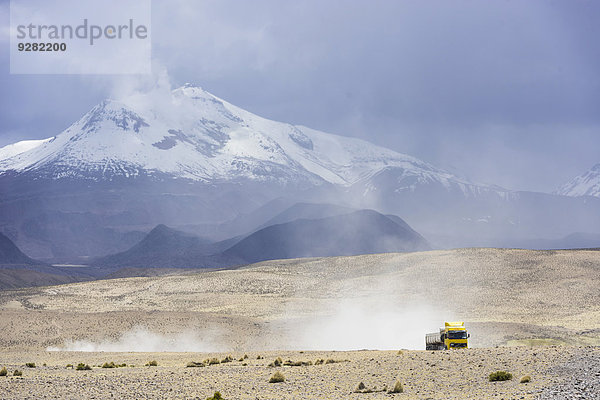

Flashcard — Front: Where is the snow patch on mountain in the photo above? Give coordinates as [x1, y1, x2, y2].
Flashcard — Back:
[557, 164, 600, 197]
[0, 137, 54, 161]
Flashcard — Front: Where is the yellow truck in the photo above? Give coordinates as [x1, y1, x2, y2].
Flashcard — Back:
[425, 322, 469, 350]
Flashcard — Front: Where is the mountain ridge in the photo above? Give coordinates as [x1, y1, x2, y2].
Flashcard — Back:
[557, 164, 600, 198]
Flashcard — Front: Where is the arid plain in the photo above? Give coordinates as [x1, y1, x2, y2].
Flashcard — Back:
[1, 248, 599, 399]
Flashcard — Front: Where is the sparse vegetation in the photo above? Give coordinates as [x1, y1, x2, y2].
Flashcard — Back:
[397, 350, 403, 355]
[520, 375, 531, 383]
[65, 364, 73, 368]
[269, 371, 285, 383]
[238, 354, 249, 362]
[314, 358, 324, 365]
[221, 355, 234, 363]
[101, 362, 127, 368]
[13, 370, 22, 377]
[0, 367, 7, 376]
[325, 358, 348, 364]
[206, 392, 224, 400]
[25, 363, 36, 368]
[389, 380, 403, 393]
[145, 360, 158, 367]
[256, 355, 264, 360]
[76, 363, 91, 371]
[355, 382, 373, 393]
[207, 358, 220, 365]
[355, 381, 388, 394]
[283, 359, 312, 366]
[489, 371, 512, 382]
[186, 361, 205, 368]
[268, 357, 283, 367]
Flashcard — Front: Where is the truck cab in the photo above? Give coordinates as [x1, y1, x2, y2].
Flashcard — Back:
[442, 321, 469, 349]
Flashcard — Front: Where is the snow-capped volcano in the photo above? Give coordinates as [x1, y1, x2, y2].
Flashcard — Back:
[0, 84, 488, 191]
[16, 83, 600, 261]
[557, 164, 600, 197]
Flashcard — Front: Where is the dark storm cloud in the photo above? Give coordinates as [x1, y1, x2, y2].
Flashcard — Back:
[1, 0, 599, 192]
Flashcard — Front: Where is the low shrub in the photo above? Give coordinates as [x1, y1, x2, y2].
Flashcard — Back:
[186, 361, 205, 368]
[324, 359, 348, 364]
[145, 360, 158, 367]
[268, 357, 283, 367]
[101, 362, 117, 369]
[269, 371, 285, 383]
[355, 381, 388, 394]
[25, 363, 36, 368]
[206, 392, 224, 400]
[0, 367, 7, 376]
[489, 371, 512, 382]
[221, 355, 234, 363]
[76, 363, 91, 371]
[283, 360, 312, 367]
[355, 382, 374, 393]
[208, 358, 220, 365]
[13, 370, 22, 377]
[65, 364, 73, 368]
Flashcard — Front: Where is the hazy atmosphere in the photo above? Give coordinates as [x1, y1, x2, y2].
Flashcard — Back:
[1, 0, 599, 192]
[2, 2, 600, 398]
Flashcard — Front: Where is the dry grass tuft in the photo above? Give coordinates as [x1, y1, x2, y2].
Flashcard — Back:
[269, 371, 285, 383]
[389, 380, 403, 393]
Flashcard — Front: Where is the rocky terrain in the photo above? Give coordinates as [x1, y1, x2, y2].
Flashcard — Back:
[1, 347, 598, 399]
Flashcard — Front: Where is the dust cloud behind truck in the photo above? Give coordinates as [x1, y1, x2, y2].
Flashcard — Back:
[425, 321, 469, 350]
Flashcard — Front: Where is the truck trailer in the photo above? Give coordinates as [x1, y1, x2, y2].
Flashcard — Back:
[425, 322, 469, 350]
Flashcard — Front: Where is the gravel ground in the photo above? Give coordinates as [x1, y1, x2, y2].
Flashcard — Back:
[538, 347, 600, 399]
[1, 249, 599, 398]
[2, 347, 598, 399]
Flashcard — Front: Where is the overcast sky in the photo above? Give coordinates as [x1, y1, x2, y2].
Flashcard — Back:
[1, 0, 599, 192]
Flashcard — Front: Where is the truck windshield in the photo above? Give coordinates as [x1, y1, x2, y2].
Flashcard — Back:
[447, 331, 467, 339]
